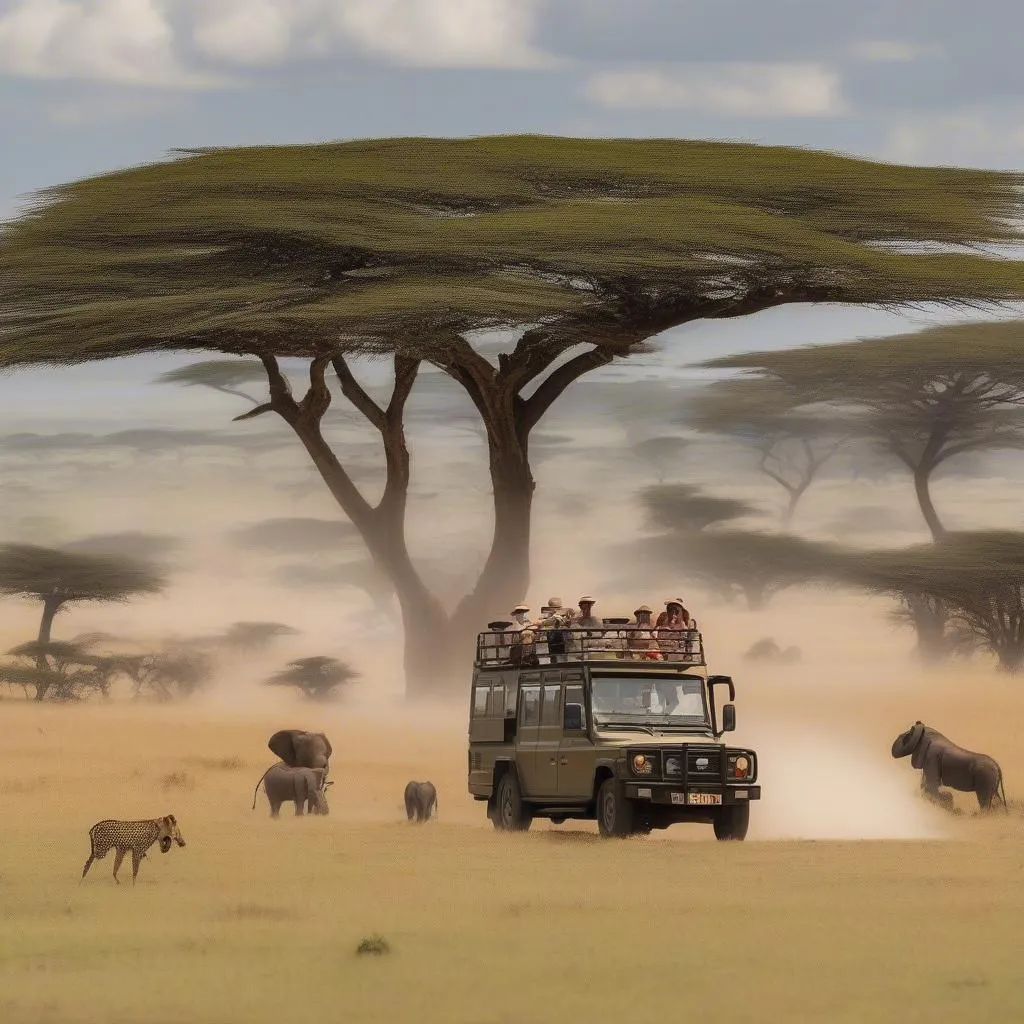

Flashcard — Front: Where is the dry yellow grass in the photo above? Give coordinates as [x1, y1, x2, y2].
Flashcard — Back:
[3, 649, 1024, 1024]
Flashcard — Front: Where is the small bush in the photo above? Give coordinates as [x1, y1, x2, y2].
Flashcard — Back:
[161, 771, 195, 791]
[356, 935, 390, 956]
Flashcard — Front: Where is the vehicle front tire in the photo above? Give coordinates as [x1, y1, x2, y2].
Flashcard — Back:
[713, 802, 750, 841]
[596, 778, 637, 838]
[493, 771, 533, 832]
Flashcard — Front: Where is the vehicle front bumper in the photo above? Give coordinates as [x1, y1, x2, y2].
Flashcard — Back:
[625, 782, 761, 806]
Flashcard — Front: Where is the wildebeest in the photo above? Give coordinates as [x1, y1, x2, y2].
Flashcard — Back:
[891, 721, 1007, 812]
[404, 780, 438, 822]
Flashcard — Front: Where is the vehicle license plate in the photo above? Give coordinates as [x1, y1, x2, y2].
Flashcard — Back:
[684, 792, 722, 806]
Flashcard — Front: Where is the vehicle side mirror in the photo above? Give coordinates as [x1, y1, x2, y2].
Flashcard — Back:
[722, 703, 736, 732]
[564, 703, 585, 732]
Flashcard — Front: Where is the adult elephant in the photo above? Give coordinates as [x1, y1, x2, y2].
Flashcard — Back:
[267, 729, 332, 773]
[891, 721, 1007, 812]
[250, 729, 333, 808]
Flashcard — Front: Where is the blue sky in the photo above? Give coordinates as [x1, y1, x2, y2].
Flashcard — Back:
[2, 0, 1023, 428]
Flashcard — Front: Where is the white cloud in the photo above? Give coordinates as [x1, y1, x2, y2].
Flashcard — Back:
[0, 0, 223, 88]
[330, 0, 554, 69]
[883, 108, 1024, 170]
[0, 0, 555, 85]
[583, 63, 843, 117]
[849, 39, 944, 63]
[190, 0, 307, 67]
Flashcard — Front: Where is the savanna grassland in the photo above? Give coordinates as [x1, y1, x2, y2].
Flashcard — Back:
[4, 587, 1024, 1024]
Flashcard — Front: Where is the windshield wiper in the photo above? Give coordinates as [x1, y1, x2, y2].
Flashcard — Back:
[596, 720, 656, 735]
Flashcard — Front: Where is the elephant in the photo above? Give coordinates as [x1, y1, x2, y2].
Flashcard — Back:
[267, 729, 332, 774]
[891, 721, 1007, 812]
[253, 764, 331, 817]
[404, 780, 438, 823]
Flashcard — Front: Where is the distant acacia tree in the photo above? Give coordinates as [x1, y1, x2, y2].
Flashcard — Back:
[0, 544, 165, 700]
[630, 435, 692, 484]
[617, 526, 839, 610]
[265, 656, 358, 702]
[684, 375, 850, 527]
[154, 359, 266, 406]
[701, 322, 1024, 541]
[0, 634, 120, 702]
[227, 517, 359, 555]
[4, 136, 1024, 696]
[639, 483, 760, 533]
[217, 621, 300, 654]
[63, 531, 184, 564]
[824, 531, 1024, 672]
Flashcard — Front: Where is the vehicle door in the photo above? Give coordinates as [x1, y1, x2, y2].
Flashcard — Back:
[514, 680, 543, 796]
[533, 675, 563, 798]
[556, 678, 594, 801]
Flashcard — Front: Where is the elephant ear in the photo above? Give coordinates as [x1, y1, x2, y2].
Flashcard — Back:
[909, 724, 930, 769]
[268, 729, 302, 766]
[319, 733, 333, 759]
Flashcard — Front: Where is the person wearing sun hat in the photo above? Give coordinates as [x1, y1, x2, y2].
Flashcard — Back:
[656, 598, 695, 657]
[576, 596, 601, 628]
[627, 604, 663, 660]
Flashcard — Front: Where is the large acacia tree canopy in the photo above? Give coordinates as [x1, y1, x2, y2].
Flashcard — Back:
[2, 135, 1024, 365]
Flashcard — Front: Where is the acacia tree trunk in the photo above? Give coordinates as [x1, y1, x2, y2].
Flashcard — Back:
[913, 464, 946, 541]
[33, 592, 63, 701]
[903, 592, 949, 665]
[245, 339, 609, 700]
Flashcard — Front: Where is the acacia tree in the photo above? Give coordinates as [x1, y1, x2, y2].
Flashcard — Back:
[700, 322, 1024, 541]
[684, 376, 850, 527]
[265, 655, 357, 702]
[827, 531, 1024, 672]
[0, 544, 165, 700]
[3, 136, 1024, 696]
[621, 527, 838, 610]
[630, 435, 692, 484]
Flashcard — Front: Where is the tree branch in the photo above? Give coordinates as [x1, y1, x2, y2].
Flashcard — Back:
[522, 347, 614, 433]
[233, 403, 274, 422]
[332, 355, 387, 431]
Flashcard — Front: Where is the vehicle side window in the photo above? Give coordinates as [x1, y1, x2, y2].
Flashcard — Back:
[489, 683, 505, 716]
[564, 684, 585, 729]
[521, 685, 541, 726]
[473, 685, 489, 716]
[541, 685, 561, 725]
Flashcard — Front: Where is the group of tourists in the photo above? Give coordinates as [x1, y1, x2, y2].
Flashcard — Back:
[488, 595, 699, 665]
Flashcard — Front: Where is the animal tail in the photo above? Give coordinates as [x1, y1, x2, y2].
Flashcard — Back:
[251, 761, 281, 810]
[999, 769, 1008, 813]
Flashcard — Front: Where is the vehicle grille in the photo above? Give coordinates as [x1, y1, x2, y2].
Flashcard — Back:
[685, 748, 722, 782]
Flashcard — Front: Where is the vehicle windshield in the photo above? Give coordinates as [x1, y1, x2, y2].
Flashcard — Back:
[590, 674, 709, 729]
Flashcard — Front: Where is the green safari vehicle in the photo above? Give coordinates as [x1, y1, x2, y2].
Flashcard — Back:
[467, 617, 761, 839]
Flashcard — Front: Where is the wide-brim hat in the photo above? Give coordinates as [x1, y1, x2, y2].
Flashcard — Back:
[634, 605, 653, 614]
[665, 598, 685, 608]
[546, 597, 563, 609]
[578, 595, 596, 605]
[512, 604, 530, 614]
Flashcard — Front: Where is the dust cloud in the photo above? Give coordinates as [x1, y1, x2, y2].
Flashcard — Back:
[0, 368, 1020, 843]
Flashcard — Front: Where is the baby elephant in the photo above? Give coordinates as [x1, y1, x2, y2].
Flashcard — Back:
[254, 764, 331, 817]
[404, 780, 438, 823]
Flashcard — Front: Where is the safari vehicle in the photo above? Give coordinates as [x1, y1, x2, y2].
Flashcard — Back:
[467, 618, 760, 840]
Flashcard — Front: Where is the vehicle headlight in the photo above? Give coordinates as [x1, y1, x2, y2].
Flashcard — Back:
[728, 754, 752, 779]
[632, 753, 654, 775]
